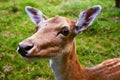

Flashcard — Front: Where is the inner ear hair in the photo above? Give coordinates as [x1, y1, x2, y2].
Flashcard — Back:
[42, 14, 48, 20]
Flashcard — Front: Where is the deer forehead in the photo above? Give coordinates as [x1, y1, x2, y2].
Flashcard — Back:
[37, 16, 72, 31]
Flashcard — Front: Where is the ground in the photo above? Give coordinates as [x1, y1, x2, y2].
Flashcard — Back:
[0, 0, 120, 80]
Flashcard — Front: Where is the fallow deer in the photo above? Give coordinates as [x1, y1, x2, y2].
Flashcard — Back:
[17, 5, 120, 80]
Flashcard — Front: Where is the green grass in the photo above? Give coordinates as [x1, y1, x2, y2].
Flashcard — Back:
[0, 0, 120, 80]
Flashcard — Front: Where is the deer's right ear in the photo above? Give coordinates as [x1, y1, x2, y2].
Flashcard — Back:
[25, 6, 47, 24]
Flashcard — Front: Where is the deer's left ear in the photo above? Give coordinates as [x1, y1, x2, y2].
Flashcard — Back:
[75, 5, 102, 34]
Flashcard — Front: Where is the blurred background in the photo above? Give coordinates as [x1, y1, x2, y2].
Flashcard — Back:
[0, 0, 120, 80]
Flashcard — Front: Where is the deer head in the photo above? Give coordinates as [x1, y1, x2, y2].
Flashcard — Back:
[17, 5, 101, 60]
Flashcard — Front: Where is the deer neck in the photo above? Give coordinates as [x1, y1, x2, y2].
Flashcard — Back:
[50, 40, 88, 80]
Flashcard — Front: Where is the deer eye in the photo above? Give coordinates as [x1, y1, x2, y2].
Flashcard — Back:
[60, 27, 69, 36]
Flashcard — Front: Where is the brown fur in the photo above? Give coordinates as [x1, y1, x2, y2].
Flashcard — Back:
[19, 16, 120, 80]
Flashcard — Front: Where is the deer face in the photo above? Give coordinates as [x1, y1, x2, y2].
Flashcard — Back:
[18, 16, 75, 59]
[17, 6, 101, 60]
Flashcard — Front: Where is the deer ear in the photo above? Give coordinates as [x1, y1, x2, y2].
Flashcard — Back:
[75, 5, 101, 34]
[25, 6, 46, 24]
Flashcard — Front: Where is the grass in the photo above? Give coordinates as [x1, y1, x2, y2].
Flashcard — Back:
[0, 0, 120, 80]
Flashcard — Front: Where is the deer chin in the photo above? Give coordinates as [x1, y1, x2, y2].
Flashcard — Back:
[19, 53, 49, 61]
[20, 55, 40, 61]
[19, 50, 59, 61]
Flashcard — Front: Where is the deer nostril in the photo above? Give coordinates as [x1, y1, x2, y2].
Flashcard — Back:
[24, 45, 33, 51]
[18, 45, 33, 57]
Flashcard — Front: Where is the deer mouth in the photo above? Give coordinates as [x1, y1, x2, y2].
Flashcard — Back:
[17, 44, 53, 60]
